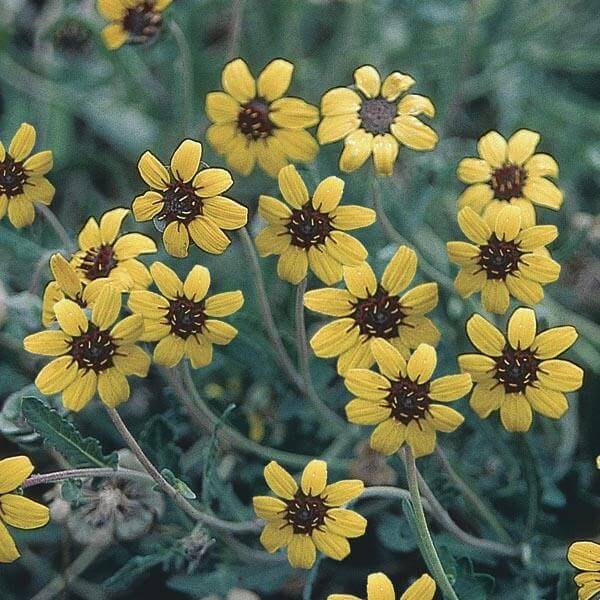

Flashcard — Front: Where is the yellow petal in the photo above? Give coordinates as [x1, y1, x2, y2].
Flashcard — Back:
[493, 204, 521, 241]
[24, 177, 55, 205]
[507, 307, 536, 350]
[255, 225, 290, 256]
[113, 344, 150, 377]
[161, 222, 189, 258]
[382, 72, 416, 101]
[23, 330, 70, 356]
[113, 233, 156, 261]
[257, 58, 294, 101]
[252, 496, 287, 521]
[301, 460, 327, 496]
[339, 128, 373, 173]
[202, 196, 248, 230]
[330, 206, 376, 231]
[567, 541, 600, 572]
[260, 520, 293, 553]
[185, 336, 213, 369]
[466, 313, 505, 356]
[62, 369, 97, 412]
[398, 315, 440, 350]
[525, 153, 558, 178]
[320, 87, 362, 117]
[170, 139, 202, 183]
[518, 254, 560, 284]
[367, 572, 396, 600]
[77, 216, 101, 249]
[325, 508, 367, 538]
[97, 0, 127, 20]
[0, 494, 49, 529]
[204, 291, 244, 317]
[353, 65, 381, 98]
[312, 529, 350, 561]
[205, 91, 241, 123]
[23, 150, 53, 176]
[457, 183, 494, 212]
[532, 326, 578, 359]
[35, 356, 78, 395]
[154, 334, 185, 368]
[371, 338, 407, 379]
[406, 419, 436, 458]
[525, 385, 568, 419]
[325, 231, 368, 266]
[457, 158, 492, 184]
[110, 314, 144, 346]
[222, 133, 256, 176]
[91, 284, 121, 329]
[400, 282, 438, 315]
[537, 359, 584, 392]
[137, 151, 170, 190]
[182, 265, 210, 302]
[313, 176, 344, 213]
[308, 247, 344, 285]
[507, 129, 540, 165]
[0, 520, 19, 563]
[391, 116, 438, 151]
[407, 343, 437, 383]
[188, 216, 231, 254]
[7, 196, 35, 228]
[372, 133, 399, 176]
[222, 58, 256, 103]
[273, 128, 319, 162]
[343, 262, 377, 299]
[338, 338, 374, 375]
[429, 373, 472, 401]
[278, 164, 308, 208]
[457, 206, 491, 244]
[523, 177, 563, 210]
[255, 135, 288, 178]
[477, 130, 507, 167]
[101, 22, 128, 50]
[345, 399, 391, 425]
[8, 123, 36, 161]
[150, 261, 183, 299]
[277, 245, 309, 284]
[0, 457, 34, 494]
[99, 207, 129, 245]
[515, 225, 558, 251]
[303, 288, 354, 317]
[344, 369, 389, 400]
[193, 168, 233, 197]
[264, 461, 297, 499]
[97, 368, 130, 408]
[370, 418, 406, 455]
[317, 113, 361, 144]
[481, 279, 510, 314]
[54, 298, 88, 336]
[259, 194, 292, 223]
[288, 533, 317, 568]
[270, 98, 319, 129]
[381, 245, 417, 295]
[400, 574, 436, 600]
[458, 353, 496, 382]
[500, 393, 532, 432]
[504, 274, 543, 306]
[310, 318, 359, 358]
[469, 379, 504, 418]
[203, 320, 237, 345]
[322, 480, 364, 506]
[50, 254, 82, 297]
[428, 404, 464, 432]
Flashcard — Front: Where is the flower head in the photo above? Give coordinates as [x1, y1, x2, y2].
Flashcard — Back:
[345, 341, 470, 457]
[567, 541, 600, 600]
[134, 139, 247, 258]
[97, 0, 172, 51]
[328, 571, 436, 600]
[0, 456, 50, 563]
[447, 205, 560, 313]
[255, 165, 375, 284]
[457, 129, 562, 227]
[205, 58, 319, 177]
[24, 284, 151, 411]
[305, 245, 440, 374]
[72, 207, 156, 291]
[252, 459, 366, 569]
[459, 307, 583, 432]
[0, 123, 54, 228]
[128, 261, 243, 369]
[318, 65, 437, 176]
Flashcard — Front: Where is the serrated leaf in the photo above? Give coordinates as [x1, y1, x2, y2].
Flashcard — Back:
[20, 396, 117, 469]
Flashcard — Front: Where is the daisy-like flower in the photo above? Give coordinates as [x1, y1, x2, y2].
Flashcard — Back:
[328, 571, 436, 600]
[317, 65, 438, 176]
[304, 245, 440, 375]
[0, 122, 54, 228]
[97, 0, 172, 51]
[252, 459, 366, 569]
[567, 541, 600, 600]
[205, 58, 319, 178]
[0, 456, 50, 563]
[255, 165, 375, 285]
[459, 307, 583, 432]
[447, 205, 560, 314]
[345, 341, 470, 457]
[72, 207, 156, 291]
[128, 261, 243, 369]
[24, 285, 151, 411]
[457, 129, 562, 227]
[134, 139, 247, 258]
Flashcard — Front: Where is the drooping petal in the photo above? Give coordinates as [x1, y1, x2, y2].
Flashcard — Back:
[370, 419, 406, 455]
[406, 419, 436, 458]
[185, 336, 213, 369]
[54, 298, 88, 336]
[91, 284, 121, 330]
[308, 247, 344, 285]
[505, 274, 544, 305]
[97, 368, 130, 408]
[400, 282, 438, 315]
[457, 206, 492, 244]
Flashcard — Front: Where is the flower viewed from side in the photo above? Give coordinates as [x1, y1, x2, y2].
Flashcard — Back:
[328, 571, 436, 600]
[567, 541, 600, 600]
[128, 261, 243, 369]
[345, 341, 470, 457]
[205, 58, 319, 177]
[253, 459, 366, 569]
[255, 165, 375, 284]
[457, 129, 562, 227]
[459, 308, 583, 432]
[305, 245, 439, 374]
[72, 207, 156, 291]
[0, 122, 54, 228]
[134, 139, 247, 258]
[447, 205, 560, 313]
[318, 65, 438, 176]
[0, 456, 50, 563]
[97, 0, 172, 51]
[24, 284, 151, 411]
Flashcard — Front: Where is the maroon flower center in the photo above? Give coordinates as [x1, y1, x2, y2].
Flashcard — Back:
[0, 157, 28, 198]
[122, 2, 162, 42]
[80, 245, 118, 280]
[352, 286, 406, 339]
[285, 492, 328, 534]
[490, 163, 526, 200]
[287, 205, 332, 248]
[386, 378, 431, 425]
[166, 297, 206, 339]
[237, 99, 273, 140]
[478, 235, 523, 280]
[70, 325, 117, 372]
[359, 97, 396, 135]
[494, 346, 539, 393]
[156, 181, 203, 227]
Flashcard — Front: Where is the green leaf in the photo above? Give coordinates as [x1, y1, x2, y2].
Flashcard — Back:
[375, 513, 418, 553]
[139, 414, 182, 471]
[161, 468, 196, 500]
[20, 396, 118, 469]
[104, 550, 172, 592]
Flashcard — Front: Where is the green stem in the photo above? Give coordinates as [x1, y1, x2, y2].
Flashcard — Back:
[517, 434, 539, 539]
[169, 20, 194, 137]
[35, 204, 72, 251]
[226, 0, 245, 61]
[303, 552, 324, 600]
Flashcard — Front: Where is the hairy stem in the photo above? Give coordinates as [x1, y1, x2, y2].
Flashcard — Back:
[226, 0, 245, 61]
[23, 467, 151, 488]
[169, 20, 194, 137]
[35, 204, 71, 251]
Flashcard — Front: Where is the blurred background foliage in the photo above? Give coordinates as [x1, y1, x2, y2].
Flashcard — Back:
[0, 0, 599, 598]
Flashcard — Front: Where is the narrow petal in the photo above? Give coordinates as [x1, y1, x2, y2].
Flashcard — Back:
[322, 480, 364, 506]
[324, 509, 367, 538]
[0, 521, 18, 563]
[0, 494, 49, 529]
[170, 139, 202, 183]
[277, 245, 309, 284]
[330, 206, 376, 231]
[370, 418, 406, 455]
[338, 337, 374, 375]
[259, 194, 292, 223]
[345, 399, 391, 425]
[493, 204, 521, 241]
[429, 373, 472, 401]
[537, 359, 584, 392]
[23, 330, 70, 356]
[257, 58, 294, 101]
[446, 241, 481, 267]
[465, 314, 505, 356]
[255, 135, 288, 178]
[273, 128, 319, 162]
[222, 58, 256, 103]
[278, 165, 308, 208]
[343, 262, 377, 298]
[457, 158, 492, 184]
[371, 338, 407, 379]
[113, 233, 156, 260]
[23, 150, 53, 176]
[500, 393, 532, 432]
[344, 369, 389, 400]
[391, 116, 438, 151]
[97, 368, 130, 408]
[288, 534, 316, 568]
[454, 266, 485, 297]
[8, 123, 35, 161]
[469, 379, 504, 418]
[382, 245, 417, 295]
[301, 460, 327, 496]
[372, 133, 399, 176]
[339, 129, 373, 173]
[407, 344, 437, 383]
[303, 288, 354, 317]
[264, 461, 298, 499]
[182, 265, 210, 302]
[310, 319, 359, 358]
[35, 356, 78, 395]
[428, 404, 464, 432]
[204, 291, 244, 317]
[312, 176, 344, 213]
[91, 284, 121, 330]
[110, 314, 144, 346]
[515, 225, 558, 251]
[312, 529, 350, 561]
[77, 217, 101, 249]
[188, 216, 231, 254]
[505, 274, 544, 305]
[507, 129, 540, 165]
[477, 130, 507, 167]
[137, 151, 170, 190]
[150, 261, 183, 299]
[397, 94, 435, 117]
[507, 307, 537, 349]
[0, 457, 34, 494]
[532, 326, 578, 359]
[525, 385, 568, 419]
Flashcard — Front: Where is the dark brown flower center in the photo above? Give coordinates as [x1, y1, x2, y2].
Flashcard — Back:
[359, 97, 397, 134]
[70, 325, 117, 372]
[494, 346, 539, 393]
[122, 2, 162, 42]
[285, 492, 328, 534]
[80, 245, 118, 280]
[352, 286, 406, 339]
[237, 99, 273, 140]
[490, 163, 526, 200]
[287, 205, 332, 248]
[478, 235, 523, 280]
[386, 378, 431, 425]
[0, 157, 28, 198]
[166, 297, 206, 339]
[156, 182, 203, 227]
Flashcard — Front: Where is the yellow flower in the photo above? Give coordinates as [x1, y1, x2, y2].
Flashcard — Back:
[0, 122, 54, 228]
[318, 65, 438, 176]
[457, 129, 562, 227]
[345, 341, 470, 457]
[447, 205, 560, 314]
[97, 0, 172, 51]
[205, 58, 319, 177]
[134, 139, 247, 258]
[128, 261, 243, 369]
[328, 571, 436, 600]
[24, 284, 151, 411]
[255, 165, 375, 285]
[567, 541, 600, 600]
[0, 456, 50, 563]
[304, 245, 440, 375]
[459, 307, 583, 432]
[252, 459, 366, 569]
[71, 207, 156, 291]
